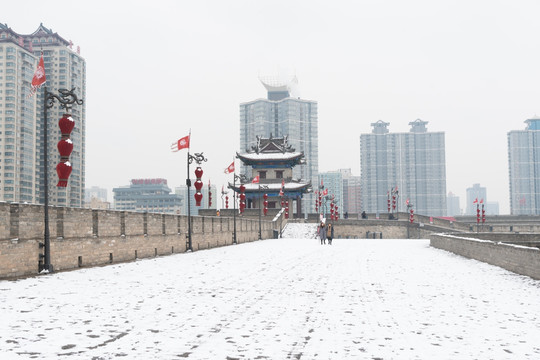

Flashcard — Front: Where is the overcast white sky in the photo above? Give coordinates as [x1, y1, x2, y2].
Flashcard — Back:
[6, 0, 540, 214]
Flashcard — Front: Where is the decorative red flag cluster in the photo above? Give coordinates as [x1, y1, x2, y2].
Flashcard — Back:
[239, 184, 246, 214]
[56, 114, 75, 187]
[263, 194, 268, 216]
[194, 167, 203, 206]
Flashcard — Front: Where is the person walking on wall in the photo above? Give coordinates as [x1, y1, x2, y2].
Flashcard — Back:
[327, 223, 334, 245]
[319, 222, 326, 245]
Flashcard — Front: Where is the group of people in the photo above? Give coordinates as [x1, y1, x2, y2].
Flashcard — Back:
[318, 222, 334, 245]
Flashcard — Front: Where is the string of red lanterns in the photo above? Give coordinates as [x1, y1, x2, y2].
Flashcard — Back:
[194, 167, 203, 206]
[239, 184, 246, 214]
[56, 113, 75, 187]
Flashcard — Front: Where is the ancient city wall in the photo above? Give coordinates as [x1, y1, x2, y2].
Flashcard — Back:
[0, 202, 279, 279]
[430, 233, 540, 280]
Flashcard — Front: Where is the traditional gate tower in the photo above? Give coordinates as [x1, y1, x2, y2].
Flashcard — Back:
[231, 135, 312, 217]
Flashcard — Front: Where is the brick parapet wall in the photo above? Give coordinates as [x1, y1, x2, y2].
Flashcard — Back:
[0, 203, 280, 279]
[430, 233, 540, 280]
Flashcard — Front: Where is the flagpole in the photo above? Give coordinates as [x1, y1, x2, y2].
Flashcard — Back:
[41, 85, 52, 273]
[233, 163, 237, 245]
[186, 150, 192, 252]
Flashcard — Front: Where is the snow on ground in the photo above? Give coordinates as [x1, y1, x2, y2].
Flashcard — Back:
[281, 222, 318, 239]
[1, 223, 540, 359]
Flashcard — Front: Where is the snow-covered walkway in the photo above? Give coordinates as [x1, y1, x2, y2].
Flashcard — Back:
[1, 223, 539, 359]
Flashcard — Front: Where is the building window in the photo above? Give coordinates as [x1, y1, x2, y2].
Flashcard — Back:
[258, 171, 267, 179]
[275, 170, 284, 179]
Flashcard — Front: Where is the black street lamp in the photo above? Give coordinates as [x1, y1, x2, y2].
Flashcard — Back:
[258, 184, 269, 240]
[39, 87, 83, 274]
[232, 173, 248, 244]
[406, 201, 414, 239]
[186, 152, 207, 252]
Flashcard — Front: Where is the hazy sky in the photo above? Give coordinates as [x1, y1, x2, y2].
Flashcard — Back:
[6, 0, 540, 214]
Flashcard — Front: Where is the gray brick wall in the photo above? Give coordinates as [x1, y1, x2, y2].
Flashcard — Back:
[430, 234, 540, 280]
[0, 204, 281, 279]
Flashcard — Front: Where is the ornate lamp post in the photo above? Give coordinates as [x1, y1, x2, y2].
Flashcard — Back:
[258, 184, 269, 240]
[232, 173, 248, 244]
[40, 88, 83, 274]
[186, 152, 207, 251]
[406, 200, 414, 239]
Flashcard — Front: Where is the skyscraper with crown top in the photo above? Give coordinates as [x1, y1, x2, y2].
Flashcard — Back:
[239, 76, 318, 213]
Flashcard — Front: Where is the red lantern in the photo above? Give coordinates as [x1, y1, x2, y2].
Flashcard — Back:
[56, 161, 72, 187]
[194, 179, 203, 191]
[58, 114, 75, 135]
[194, 192, 203, 206]
[57, 139, 73, 159]
[195, 167, 203, 179]
[239, 184, 246, 193]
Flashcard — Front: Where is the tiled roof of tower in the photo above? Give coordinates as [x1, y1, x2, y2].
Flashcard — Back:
[237, 135, 306, 165]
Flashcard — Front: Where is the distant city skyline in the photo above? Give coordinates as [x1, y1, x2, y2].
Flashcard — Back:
[6, 1, 540, 214]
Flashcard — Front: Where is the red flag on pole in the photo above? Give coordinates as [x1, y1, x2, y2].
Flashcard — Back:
[224, 161, 235, 174]
[279, 178, 285, 196]
[252, 175, 260, 184]
[323, 188, 328, 196]
[170, 135, 190, 152]
[473, 198, 478, 204]
[28, 53, 46, 98]
[479, 198, 484, 204]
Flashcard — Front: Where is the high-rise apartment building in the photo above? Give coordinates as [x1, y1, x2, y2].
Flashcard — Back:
[360, 119, 447, 216]
[508, 117, 540, 214]
[466, 183, 487, 215]
[339, 168, 361, 217]
[0, 23, 86, 206]
[447, 192, 461, 216]
[239, 77, 318, 213]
